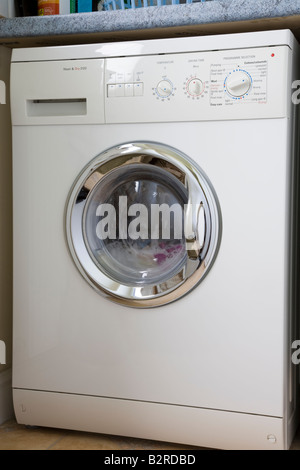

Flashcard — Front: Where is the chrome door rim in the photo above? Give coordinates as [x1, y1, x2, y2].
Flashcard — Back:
[65, 142, 222, 307]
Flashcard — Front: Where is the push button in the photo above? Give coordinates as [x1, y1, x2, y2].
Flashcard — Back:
[124, 83, 134, 97]
[133, 82, 143, 96]
[107, 82, 144, 97]
[107, 84, 116, 97]
[115, 84, 125, 97]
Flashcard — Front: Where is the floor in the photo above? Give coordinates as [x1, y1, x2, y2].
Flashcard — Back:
[0, 418, 203, 450]
[1, 418, 300, 450]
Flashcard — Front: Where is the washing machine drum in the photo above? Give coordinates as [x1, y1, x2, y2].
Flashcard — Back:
[66, 142, 221, 307]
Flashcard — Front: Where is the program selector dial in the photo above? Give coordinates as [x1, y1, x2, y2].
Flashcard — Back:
[225, 69, 252, 98]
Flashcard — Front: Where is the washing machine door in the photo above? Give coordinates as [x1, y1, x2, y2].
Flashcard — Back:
[66, 142, 221, 307]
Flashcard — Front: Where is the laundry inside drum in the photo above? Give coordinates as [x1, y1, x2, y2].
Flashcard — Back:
[83, 163, 188, 285]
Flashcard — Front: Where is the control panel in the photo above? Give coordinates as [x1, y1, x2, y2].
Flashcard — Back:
[105, 45, 289, 123]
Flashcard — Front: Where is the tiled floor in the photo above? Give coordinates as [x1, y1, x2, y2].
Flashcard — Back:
[0, 419, 203, 450]
[1, 418, 300, 450]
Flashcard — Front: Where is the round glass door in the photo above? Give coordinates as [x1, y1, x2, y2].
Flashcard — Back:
[83, 164, 188, 286]
[66, 142, 222, 307]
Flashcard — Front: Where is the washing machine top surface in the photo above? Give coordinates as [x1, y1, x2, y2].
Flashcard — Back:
[11, 29, 296, 62]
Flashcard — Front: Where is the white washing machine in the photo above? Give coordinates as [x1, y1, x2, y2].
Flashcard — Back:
[11, 30, 300, 450]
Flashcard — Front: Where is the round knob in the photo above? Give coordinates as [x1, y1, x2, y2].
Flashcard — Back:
[186, 78, 203, 96]
[225, 70, 251, 97]
[156, 80, 173, 98]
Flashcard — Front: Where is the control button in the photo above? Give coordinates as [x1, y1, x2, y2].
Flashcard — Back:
[133, 82, 143, 96]
[125, 83, 134, 97]
[107, 84, 116, 98]
[156, 79, 173, 98]
[186, 78, 203, 97]
[115, 84, 125, 97]
[225, 70, 252, 97]
[107, 82, 144, 98]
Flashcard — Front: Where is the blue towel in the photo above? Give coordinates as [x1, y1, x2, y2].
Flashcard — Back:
[77, 0, 93, 12]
